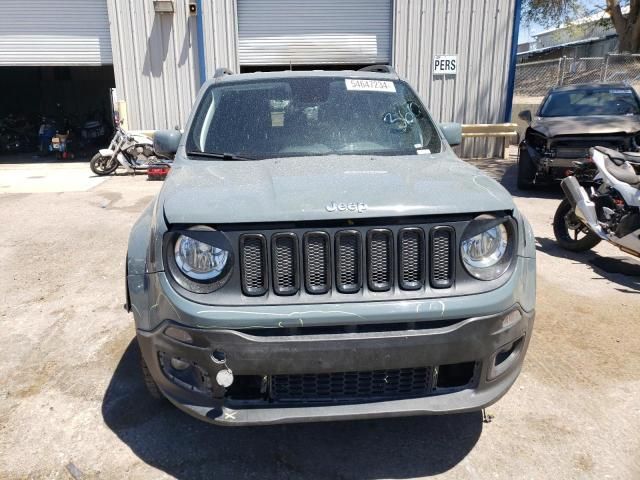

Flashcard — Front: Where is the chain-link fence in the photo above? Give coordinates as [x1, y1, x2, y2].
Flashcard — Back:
[515, 54, 640, 97]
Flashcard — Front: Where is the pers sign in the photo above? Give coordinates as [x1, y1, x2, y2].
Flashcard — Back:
[433, 55, 457, 75]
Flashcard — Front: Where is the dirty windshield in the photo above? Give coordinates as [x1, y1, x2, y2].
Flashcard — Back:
[187, 77, 441, 159]
[539, 87, 640, 117]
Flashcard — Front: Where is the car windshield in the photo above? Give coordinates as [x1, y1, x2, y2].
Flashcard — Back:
[186, 76, 442, 159]
[539, 87, 640, 117]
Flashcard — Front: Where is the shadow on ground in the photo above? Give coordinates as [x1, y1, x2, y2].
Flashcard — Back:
[536, 236, 640, 292]
[464, 155, 563, 200]
[102, 340, 483, 479]
[0, 151, 92, 164]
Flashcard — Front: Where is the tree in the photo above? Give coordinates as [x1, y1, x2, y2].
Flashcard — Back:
[522, 0, 640, 52]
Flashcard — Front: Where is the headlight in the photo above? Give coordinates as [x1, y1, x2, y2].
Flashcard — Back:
[166, 227, 233, 293]
[174, 235, 229, 280]
[461, 219, 513, 281]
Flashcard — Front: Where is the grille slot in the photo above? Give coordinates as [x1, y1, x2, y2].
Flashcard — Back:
[430, 227, 454, 288]
[272, 233, 299, 295]
[335, 230, 361, 293]
[367, 229, 393, 291]
[303, 232, 331, 294]
[239, 234, 268, 296]
[271, 366, 433, 403]
[398, 228, 425, 290]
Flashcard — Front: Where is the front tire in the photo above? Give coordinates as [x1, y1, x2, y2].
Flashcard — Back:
[517, 147, 537, 190]
[90, 153, 118, 176]
[553, 198, 601, 252]
[140, 351, 164, 400]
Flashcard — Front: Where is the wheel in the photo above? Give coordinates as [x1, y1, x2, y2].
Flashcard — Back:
[517, 147, 537, 190]
[553, 198, 602, 252]
[90, 153, 118, 176]
[140, 350, 164, 400]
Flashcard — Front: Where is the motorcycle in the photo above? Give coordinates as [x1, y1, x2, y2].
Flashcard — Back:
[89, 127, 169, 176]
[0, 114, 33, 153]
[553, 146, 640, 258]
[80, 119, 108, 146]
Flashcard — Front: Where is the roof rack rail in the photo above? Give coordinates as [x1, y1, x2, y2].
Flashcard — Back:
[358, 65, 395, 74]
[214, 67, 234, 78]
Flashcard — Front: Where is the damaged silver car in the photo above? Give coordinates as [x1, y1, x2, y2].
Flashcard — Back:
[517, 83, 640, 189]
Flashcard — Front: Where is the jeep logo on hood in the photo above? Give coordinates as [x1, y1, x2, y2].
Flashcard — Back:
[326, 201, 368, 213]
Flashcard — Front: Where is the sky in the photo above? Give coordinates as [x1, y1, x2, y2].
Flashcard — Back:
[518, 0, 607, 44]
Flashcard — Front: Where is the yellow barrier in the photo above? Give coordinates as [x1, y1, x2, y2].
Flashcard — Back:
[461, 123, 518, 159]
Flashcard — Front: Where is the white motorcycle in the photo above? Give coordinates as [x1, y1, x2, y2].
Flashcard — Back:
[553, 146, 640, 258]
[89, 127, 169, 176]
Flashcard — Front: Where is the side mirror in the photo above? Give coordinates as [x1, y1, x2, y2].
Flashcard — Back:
[154, 129, 181, 158]
[440, 122, 462, 146]
[518, 110, 532, 123]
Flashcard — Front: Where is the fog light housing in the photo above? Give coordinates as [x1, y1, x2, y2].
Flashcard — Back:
[158, 352, 212, 393]
[487, 335, 525, 381]
[170, 356, 190, 370]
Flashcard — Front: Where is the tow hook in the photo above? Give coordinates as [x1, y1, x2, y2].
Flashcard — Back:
[211, 350, 234, 388]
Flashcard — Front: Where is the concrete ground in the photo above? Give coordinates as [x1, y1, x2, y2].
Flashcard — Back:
[0, 157, 639, 479]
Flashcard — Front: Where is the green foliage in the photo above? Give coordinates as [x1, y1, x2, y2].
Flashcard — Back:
[522, 0, 589, 28]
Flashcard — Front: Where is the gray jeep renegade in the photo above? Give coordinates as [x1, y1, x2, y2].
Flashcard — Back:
[125, 68, 536, 425]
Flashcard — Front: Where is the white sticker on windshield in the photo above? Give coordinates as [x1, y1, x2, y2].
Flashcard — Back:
[346, 79, 396, 93]
[417, 149, 431, 155]
[610, 89, 632, 94]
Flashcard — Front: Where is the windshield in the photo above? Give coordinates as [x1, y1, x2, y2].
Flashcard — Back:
[186, 77, 441, 159]
[539, 88, 640, 117]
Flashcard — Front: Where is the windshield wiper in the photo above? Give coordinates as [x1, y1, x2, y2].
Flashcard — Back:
[186, 151, 256, 161]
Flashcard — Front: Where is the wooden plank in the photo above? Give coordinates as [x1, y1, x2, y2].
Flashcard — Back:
[461, 123, 517, 134]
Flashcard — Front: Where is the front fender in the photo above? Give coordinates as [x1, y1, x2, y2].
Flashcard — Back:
[127, 201, 155, 275]
[126, 194, 170, 328]
[126, 200, 157, 327]
[99, 148, 114, 157]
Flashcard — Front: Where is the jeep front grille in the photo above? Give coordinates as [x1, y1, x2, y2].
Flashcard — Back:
[239, 225, 455, 297]
[399, 228, 425, 290]
[271, 367, 433, 402]
[272, 233, 298, 295]
[267, 361, 478, 403]
[239, 234, 268, 296]
[335, 230, 361, 293]
[430, 227, 454, 288]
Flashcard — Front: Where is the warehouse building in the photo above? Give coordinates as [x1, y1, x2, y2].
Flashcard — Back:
[0, 0, 519, 156]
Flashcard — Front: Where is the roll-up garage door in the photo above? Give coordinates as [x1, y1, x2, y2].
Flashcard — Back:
[0, 0, 112, 66]
[237, 0, 392, 66]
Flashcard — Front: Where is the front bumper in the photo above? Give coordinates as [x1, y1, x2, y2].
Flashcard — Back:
[138, 306, 534, 426]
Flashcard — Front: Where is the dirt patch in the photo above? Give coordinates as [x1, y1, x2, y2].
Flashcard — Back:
[0, 168, 639, 479]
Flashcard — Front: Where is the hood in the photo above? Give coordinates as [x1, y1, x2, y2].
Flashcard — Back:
[531, 115, 640, 137]
[161, 153, 514, 224]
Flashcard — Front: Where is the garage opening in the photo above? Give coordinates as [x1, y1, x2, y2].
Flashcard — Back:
[0, 66, 115, 159]
[237, 0, 393, 70]
[0, 0, 114, 161]
[239, 64, 386, 73]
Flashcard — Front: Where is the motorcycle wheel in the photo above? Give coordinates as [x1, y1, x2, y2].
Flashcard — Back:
[553, 198, 601, 252]
[90, 153, 119, 176]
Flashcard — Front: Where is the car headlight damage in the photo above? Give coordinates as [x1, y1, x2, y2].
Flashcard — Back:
[461, 218, 514, 281]
[166, 227, 234, 293]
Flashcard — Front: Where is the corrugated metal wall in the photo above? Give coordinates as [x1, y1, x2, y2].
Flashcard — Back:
[107, 0, 237, 130]
[393, 0, 516, 157]
[0, 0, 112, 66]
[107, 0, 516, 148]
[203, 0, 239, 75]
